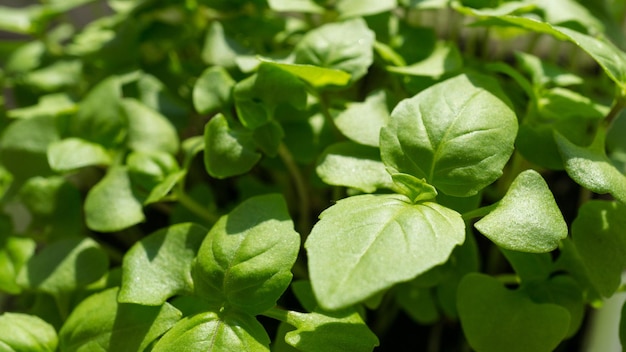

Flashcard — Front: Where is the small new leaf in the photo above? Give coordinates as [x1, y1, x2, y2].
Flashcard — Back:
[474, 170, 568, 252]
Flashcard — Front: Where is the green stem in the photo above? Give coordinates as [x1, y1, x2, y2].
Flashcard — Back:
[175, 188, 220, 223]
[604, 94, 626, 129]
[261, 306, 291, 323]
[278, 143, 311, 237]
[461, 202, 498, 221]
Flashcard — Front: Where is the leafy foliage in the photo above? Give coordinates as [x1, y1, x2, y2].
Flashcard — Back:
[1, 0, 626, 351]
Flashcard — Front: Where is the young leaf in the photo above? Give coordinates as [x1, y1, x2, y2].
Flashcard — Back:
[380, 73, 518, 197]
[16, 237, 109, 295]
[59, 287, 181, 352]
[193, 66, 235, 115]
[386, 41, 463, 78]
[84, 167, 145, 232]
[458, 273, 570, 352]
[69, 76, 126, 148]
[316, 142, 394, 193]
[282, 310, 380, 352]
[267, 0, 325, 13]
[122, 98, 180, 154]
[234, 63, 307, 129]
[0, 312, 58, 352]
[336, 0, 396, 18]
[204, 114, 262, 179]
[193, 194, 300, 315]
[333, 90, 389, 147]
[305, 194, 464, 310]
[152, 311, 270, 352]
[119, 223, 208, 306]
[201, 21, 248, 68]
[555, 132, 626, 203]
[474, 169, 568, 253]
[48, 138, 112, 172]
[570, 200, 626, 297]
[259, 59, 352, 88]
[0, 115, 59, 180]
[0, 235, 35, 294]
[8, 93, 77, 119]
[294, 18, 375, 83]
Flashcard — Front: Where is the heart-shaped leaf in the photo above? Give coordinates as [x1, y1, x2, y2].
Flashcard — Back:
[333, 90, 389, 147]
[474, 169, 568, 252]
[380, 73, 518, 197]
[193, 194, 300, 315]
[305, 193, 464, 310]
[458, 273, 570, 352]
[119, 223, 208, 305]
[193, 66, 235, 115]
[48, 138, 111, 172]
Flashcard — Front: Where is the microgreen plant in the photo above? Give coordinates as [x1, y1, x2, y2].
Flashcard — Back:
[1, 0, 626, 351]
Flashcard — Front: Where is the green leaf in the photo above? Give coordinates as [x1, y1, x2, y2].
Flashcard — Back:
[17, 237, 109, 295]
[336, 0, 397, 18]
[8, 93, 77, 119]
[193, 194, 300, 315]
[59, 287, 181, 352]
[474, 170, 568, 252]
[234, 63, 307, 129]
[48, 138, 111, 172]
[282, 310, 380, 352]
[500, 248, 553, 283]
[259, 59, 352, 88]
[119, 223, 208, 305]
[333, 90, 389, 147]
[515, 52, 584, 87]
[267, 0, 325, 13]
[126, 150, 180, 192]
[556, 131, 626, 202]
[386, 41, 463, 78]
[0, 115, 59, 180]
[84, 167, 145, 232]
[390, 173, 438, 203]
[193, 66, 235, 115]
[295, 18, 375, 83]
[570, 200, 626, 297]
[122, 98, 179, 154]
[252, 120, 284, 157]
[204, 114, 262, 179]
[305, 194, 464, 310]
[458, 273, 570, 352]
[69, 77, 126, 148]
[144, 171, 186, 205]
[0, 313, 58, 352]
[0, 235, 35, 294]
[201, 21, 248, 68]
[523, 275, 585, 338]
[316, 142, 393, 193]
[23, 60, 82, 91]
[380, 73, 518, 197]
[152, 311, 270, 352]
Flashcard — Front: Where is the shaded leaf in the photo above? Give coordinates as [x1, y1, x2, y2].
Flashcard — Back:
[333, 89, 389, 147]
[59, 287, 181, 352]
[119, 223, 208, 305]
[193, 66, 235, 115]
[122, 98, 179, 154]
[193, 194, 300, 315]
[458, 273, 570, 352]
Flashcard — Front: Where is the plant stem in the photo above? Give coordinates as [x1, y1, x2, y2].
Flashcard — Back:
[277, 143, 311, 237]
[261, 306, 290, 323]
[175, 188, 220, 224]
[461, 202, 498, 221]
